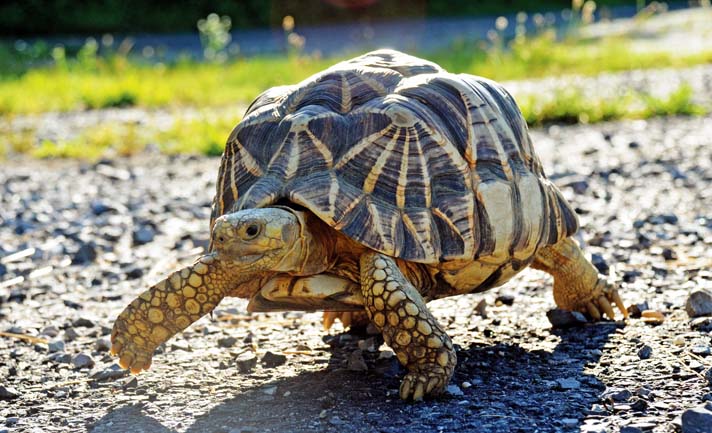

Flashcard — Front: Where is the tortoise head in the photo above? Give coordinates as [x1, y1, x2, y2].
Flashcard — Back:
[211, 207, 306, 273]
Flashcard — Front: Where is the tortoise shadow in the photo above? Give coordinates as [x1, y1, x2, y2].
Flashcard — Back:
[89, 323, 619, 433]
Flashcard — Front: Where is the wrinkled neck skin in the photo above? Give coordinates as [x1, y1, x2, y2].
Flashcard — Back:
[213, 208, 336, 299]
[272, 210, 336, 276]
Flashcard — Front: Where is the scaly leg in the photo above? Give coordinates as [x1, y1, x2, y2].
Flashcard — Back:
[532, 237, 627, 320]
[360, 252, 456, 401]
[111, 254, 229, 373]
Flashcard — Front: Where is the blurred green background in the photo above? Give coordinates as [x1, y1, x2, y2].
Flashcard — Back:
[1, 0, 711, 159]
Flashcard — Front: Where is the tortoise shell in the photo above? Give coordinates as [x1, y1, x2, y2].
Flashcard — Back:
[210, 50, 578, 264]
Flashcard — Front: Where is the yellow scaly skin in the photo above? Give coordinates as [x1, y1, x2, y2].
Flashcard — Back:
[531, 237, 627, 320]
[110, 253, 232, 373]
[360, 252, 456, 401]
[111, 208, 303, 374]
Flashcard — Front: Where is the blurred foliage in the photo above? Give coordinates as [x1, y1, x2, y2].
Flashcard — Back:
[1, 29, 711, 115]
[1, 1, 710, 159]
[197, 13, 233, 62]
[0, 0, 634, 35]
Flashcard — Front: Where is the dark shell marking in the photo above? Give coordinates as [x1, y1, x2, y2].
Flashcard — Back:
[211, 50, 578, 264]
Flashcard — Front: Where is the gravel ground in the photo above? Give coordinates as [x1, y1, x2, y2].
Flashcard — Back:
[1, 113, 711, 433]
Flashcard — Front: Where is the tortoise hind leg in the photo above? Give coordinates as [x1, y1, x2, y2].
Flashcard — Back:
[323, 311, 371, 330]
[360, 252, 456, 401]
[532, 237, 627, 320]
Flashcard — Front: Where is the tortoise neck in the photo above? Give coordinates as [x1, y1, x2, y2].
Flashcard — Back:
[272, 210, 336, 276]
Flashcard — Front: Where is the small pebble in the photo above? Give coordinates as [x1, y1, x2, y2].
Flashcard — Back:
[662, 248, 678, 261]
[71, 353, 95, 369]
[133, 226, 156, 245]
[40, 326, 60, 338]
[637, 345, 653, 360]
[557, 378, 581, 390]
[641, 310, 665, 325]
[495, 294, 515, 306]
[461, 381, 472, 389]
[0, 385, 20, 400]
[347, 350, 368, 372]
[261, 351, 287, 368]
[547, 309, 588, 328]
[447, 384, 464, 396]
[47, 340, 65, 353]
[235, 353, 257, 373]
[672, 336, 686, 347]
[95, 337, 112, 352]
[681, 404, 712, 433]
[217, 336, 237, 348]
[691, 345, 711, 357]
[686, 289, 712, 318]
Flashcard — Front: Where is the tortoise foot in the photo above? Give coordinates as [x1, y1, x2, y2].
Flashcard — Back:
[399, 365, 449, 401]
[110, 312, 158, 374]
[583, 278, 627, 321]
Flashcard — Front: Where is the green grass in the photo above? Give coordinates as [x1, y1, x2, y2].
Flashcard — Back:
[5, 83, 704, 160]
[2, 30, 712, 116]
[1, 16, 711, 159]
[24, 111, 242, 159]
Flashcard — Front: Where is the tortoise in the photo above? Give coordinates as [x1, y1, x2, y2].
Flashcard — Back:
[111, 49, 627, 401]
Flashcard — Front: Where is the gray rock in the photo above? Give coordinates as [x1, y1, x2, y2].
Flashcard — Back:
[637, 345, 653, 360]
[690, 317, 712, 332]
[447, 384, 464, 396]
[662, 247, 678, 261]
[63, 327, 80, 341]
[602, 388, 632, 402]
[132, 225, 155, 245]
[347, 350, 368, 372]
[72, 241, 97, 265]
[47, 340, 65, 353]
[217, 336, 238, 348]
[620, 427, 643, 433]
[681, 405, 712, 433]
[691, 345, 711, 357]
[556, 378, 581, 390]
[235, 353, 257, 373]
[0, 385, 20, 400]
[71, 353, 95, 369]
[591, 253, 610, 275]
[91, 364, 129, 381]
[686, 290, 712, 318]
[72, 317, 95, 328]
[547, 309, 588, 328]
[261, 351, 287, 368]
[95, 337, 112, 352]
[706, 368, 712, 387]
[40, 325, 60, 338]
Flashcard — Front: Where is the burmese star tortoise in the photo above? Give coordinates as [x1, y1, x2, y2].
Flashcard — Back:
[111, 49, 626, 401]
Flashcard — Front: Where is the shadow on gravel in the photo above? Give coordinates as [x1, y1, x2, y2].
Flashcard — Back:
[90, 323, 620, 433]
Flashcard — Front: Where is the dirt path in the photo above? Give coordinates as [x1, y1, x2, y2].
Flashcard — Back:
[0, 114, 711, 432]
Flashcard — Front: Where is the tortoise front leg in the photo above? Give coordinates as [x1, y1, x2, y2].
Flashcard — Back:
[111, 254, 227, 373]
[360, 252, 456, 401]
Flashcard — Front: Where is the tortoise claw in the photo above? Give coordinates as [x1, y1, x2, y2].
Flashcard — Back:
[584, 280, 628, 321]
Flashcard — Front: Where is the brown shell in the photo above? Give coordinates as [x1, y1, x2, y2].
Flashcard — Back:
[210, 50, 578, 264]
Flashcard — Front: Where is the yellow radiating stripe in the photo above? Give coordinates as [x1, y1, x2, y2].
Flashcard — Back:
[396, 129, 410, 209]
[363, 130, 400, 194]
[334, 123, 394, 170]
[412, 132, 432, 208]
[305, 129, 334, 168]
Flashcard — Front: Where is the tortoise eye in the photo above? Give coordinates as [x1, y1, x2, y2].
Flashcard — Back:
[244, 223, 261, 239]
